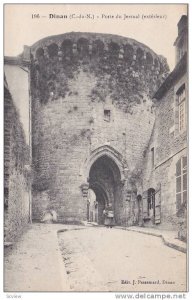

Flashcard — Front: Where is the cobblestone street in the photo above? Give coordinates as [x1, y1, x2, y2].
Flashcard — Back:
[4, 224, 187, 292]
[59, 227, 186, 292]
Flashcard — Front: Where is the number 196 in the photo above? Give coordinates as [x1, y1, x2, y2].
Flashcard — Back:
[32, 14, 40, 19]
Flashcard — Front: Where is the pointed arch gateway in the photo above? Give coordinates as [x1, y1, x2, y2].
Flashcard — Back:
[83, 146, 128, 225]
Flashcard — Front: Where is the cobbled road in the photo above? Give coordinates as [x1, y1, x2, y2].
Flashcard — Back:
[58, 227, 186, 292]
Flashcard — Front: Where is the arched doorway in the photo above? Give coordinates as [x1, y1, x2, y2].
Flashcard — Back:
[88, 155, 122, 225]
[147, 188, 155, 219]
[137, 194, 143, 226]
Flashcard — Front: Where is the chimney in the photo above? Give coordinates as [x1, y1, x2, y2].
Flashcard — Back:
[174, 15, 188, 65]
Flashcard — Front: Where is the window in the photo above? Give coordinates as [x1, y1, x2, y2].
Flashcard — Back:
[151, 147, 154, 167]
[104, 109, 111, 122]
[176, 156, 187, 211]
[147, 188, 155, 217]
[177, 85, 186, 132]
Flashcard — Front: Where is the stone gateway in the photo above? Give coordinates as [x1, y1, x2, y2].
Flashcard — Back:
[30, 32, 168, 225]
[4, 15, 188, 241]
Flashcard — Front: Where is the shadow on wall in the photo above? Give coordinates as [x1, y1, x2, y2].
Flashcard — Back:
[4, 80, 31, 242]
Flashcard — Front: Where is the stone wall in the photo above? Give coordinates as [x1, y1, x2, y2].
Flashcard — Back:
[4, 64, 30, 145]
[30, 32, 169, 223]
[142, 72, 187, 231]
[4, 82, 31, 242]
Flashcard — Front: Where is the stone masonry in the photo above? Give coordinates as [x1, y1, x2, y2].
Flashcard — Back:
[30, 32, 169, 224]
[4, 79, 31, 242]
[4, 15, 188, 239]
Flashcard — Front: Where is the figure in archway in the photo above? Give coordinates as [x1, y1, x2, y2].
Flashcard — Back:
[103, 203, 115, 228]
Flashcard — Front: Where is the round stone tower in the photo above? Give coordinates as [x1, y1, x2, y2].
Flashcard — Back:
[29, 32, 169, 224]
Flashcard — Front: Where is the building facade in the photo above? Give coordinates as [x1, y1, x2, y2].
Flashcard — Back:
[142, 15, 188, 239]
[4, 16, 188, 241]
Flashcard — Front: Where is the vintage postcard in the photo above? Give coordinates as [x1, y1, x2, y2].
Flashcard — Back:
[4, 3, 188, 295]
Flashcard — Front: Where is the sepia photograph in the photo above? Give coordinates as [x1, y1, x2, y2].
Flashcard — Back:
[3, 3, 188, 294]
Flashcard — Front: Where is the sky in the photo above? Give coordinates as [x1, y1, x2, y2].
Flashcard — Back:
[4, 4, 187, 71]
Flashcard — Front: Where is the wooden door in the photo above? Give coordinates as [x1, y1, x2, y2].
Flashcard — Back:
[155, 184, 161, 224]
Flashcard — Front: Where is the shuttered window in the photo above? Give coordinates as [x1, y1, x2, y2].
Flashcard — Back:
[176, 156, 187, 210]
[177, 84, 186, 132]
[148, 189, 155, 212]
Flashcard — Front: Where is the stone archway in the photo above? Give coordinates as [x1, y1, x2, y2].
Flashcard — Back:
[88, 155, 122, 225]
[83, 145, 127, 182]
[80, 146, 129, 225]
